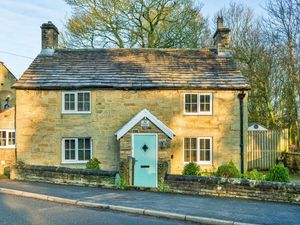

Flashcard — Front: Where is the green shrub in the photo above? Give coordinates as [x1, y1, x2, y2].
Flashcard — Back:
[182, 162, 200, 176]
[215, 161, 241, 178]
[244, 169, 265, 180]
[266, 163, 289, 182]
[86, 158, 101, 170]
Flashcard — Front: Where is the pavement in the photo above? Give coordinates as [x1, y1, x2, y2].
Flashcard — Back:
[0, 179, 299, 225]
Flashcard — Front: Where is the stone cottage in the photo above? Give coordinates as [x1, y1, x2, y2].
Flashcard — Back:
[13, 18, 249, 187]
[0, 61, 17, 174]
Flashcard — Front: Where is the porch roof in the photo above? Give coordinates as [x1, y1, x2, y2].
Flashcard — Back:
[115, 109, 175, 140]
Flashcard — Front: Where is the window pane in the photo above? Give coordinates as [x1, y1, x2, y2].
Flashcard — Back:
[65, 150, 70, 160]
[200, 150, 204, 161]
[85, 138, 90, 149]
[78, 150, 84, 160]
[71, 150, 75, 160]
[0, 131, 7, 146]
[184, 150, 190, 162]
[84, 93, 90, 101]
[184, 138, 189, 150]
[84, 102, 90, 111]
[191, 150, 197, 162]
[205, 150, 210, 161]
[78, 139, 84, 150]
[78, 93, 84, 102]
[205, 95, 210, 102]
[205, 139, 210, 149]
[200, 95, 205, 103]
[191, 138, 197, 149]
[199, 139, 204, 149]
[185, 104, 191, 113]
[85, 150, 91, 160]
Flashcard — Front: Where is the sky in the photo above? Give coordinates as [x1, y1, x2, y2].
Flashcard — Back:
[0, 0, 266, 79]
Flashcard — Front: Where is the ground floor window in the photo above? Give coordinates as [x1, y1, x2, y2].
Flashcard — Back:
[62, 138, 92, 163]
[184, 137, 212, 164]
[0, 130, 15, 148]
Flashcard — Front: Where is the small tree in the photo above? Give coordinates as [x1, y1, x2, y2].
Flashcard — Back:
[215, 161, 241, 178]
[266, 163, 289, 182]
[182, 162, 200, 176]
[86, 158, 101, 170]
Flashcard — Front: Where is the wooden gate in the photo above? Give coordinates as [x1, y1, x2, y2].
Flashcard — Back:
[247, 130, 288, 170]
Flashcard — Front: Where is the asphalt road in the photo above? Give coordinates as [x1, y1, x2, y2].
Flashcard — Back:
[1, 180, 300, 225]
[0, 194, 195, 225]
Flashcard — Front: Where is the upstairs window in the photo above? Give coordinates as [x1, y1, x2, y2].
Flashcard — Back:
[184, 93, 212, 115]
[0, 130, 16, 148]
[62, 91, 91, 113]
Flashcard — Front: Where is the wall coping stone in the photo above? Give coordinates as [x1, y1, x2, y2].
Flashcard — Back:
[17, 165, 118, 176]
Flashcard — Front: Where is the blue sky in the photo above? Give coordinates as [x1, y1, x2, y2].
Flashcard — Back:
[0, 0, 266, 78]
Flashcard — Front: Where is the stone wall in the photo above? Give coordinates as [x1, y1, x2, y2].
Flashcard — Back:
[10, 165, 117, 187]
[283, 152, 300, 173]
[16, 89, 248, 173]
[164, 174, 300, 204]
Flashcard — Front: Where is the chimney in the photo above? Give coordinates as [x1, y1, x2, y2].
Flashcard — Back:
[40, 21, 59, 55]
[213, 16, 231, 57]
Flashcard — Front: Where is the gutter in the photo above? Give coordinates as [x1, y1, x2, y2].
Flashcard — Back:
[238, 91, 246, 174]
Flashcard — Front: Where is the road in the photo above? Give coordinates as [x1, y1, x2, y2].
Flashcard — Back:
[1, 180, 300, 225]
[0, 194, 195, 225]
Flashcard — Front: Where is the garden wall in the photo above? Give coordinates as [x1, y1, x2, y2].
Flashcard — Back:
[10, 165, 117, 187]
[164, 174, 300, 204]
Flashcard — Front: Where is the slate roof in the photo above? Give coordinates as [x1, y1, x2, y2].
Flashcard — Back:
[13, 48, 250, 90]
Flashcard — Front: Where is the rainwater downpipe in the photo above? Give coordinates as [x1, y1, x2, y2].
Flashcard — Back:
[238, 91, 246, 174]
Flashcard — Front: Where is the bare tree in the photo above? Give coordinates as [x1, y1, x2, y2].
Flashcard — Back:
[63, 0, 211, 48]
[264, 0, 300, 143]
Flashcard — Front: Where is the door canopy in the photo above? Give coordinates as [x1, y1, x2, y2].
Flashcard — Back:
[115, 109, 175, 140]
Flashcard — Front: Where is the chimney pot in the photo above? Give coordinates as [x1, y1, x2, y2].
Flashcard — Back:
[217, 16, 224, 29]
[40, 21, 59, 55]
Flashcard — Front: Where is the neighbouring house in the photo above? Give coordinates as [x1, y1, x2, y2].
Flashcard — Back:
[0, 61, 17, 174]
[13, 18, 249, 188]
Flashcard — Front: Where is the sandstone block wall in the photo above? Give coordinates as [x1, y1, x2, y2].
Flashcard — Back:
[16, 89, 248, 174]
[165, 174, 300, 204]
[10, 165, 117, 187]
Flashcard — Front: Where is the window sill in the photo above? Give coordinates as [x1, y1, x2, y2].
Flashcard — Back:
[61, 161, 89, 164]
[183, 112, 212, 116]
[0, 146, 16, 149]
[61, 112, 91, 115]
[184, 161, 212, 165]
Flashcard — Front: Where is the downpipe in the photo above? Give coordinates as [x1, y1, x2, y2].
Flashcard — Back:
[238, 91, 246, 174]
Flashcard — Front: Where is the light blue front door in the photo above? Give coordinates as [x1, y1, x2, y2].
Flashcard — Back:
[133, 134, 157, 188]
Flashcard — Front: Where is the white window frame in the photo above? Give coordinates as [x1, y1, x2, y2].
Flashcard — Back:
[0, 129, 16, 149]
[184, 93, 213, 115]
[183, 137, 212, 165]
[62, 91, 91, 114]
[61, 138, 92, 163]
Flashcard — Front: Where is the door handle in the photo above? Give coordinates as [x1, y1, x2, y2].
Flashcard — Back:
[141, 165, 150, 168]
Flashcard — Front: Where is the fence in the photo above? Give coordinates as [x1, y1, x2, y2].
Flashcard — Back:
[247, 130, 289, 170]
